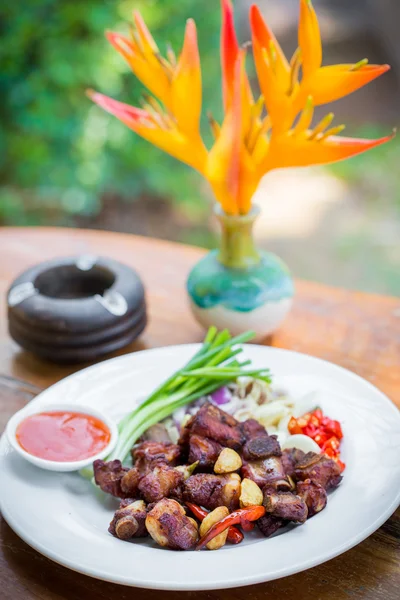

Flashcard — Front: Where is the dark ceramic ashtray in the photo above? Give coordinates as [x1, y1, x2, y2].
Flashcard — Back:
[7, 255, 147, 363]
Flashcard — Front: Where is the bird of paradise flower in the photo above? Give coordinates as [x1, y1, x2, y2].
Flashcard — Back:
[88, 0, 394, 216]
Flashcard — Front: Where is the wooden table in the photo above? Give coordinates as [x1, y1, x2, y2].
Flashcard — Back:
[1, 227, 399, 600]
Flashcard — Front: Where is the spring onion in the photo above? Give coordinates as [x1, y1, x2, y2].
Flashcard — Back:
[80, 327, 269, 479]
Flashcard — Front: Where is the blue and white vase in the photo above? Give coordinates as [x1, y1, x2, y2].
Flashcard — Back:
[187, 205, 294, 341]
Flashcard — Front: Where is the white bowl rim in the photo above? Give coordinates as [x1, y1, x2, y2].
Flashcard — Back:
[6, 402, 118, 472]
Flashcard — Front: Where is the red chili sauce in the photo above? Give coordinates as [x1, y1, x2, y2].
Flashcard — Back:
[16, 411, 110, 462]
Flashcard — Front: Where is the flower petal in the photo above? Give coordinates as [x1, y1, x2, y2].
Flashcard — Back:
[298, 0, 322, 78]
[264, 130, 395, 170]
[106, 31, 171, 108]
[297, 63, 390, 109]
[133, 10, 159, 54]
[172, 19, 203, 138]
[88, 91, 207, 173]
[87, 90, 152, 127]
[206, 55, 242, 214]
[221, 0, 239, 111]
[250, 5, 290, 90]
[221, 0, 253, 133]
[251, 36, 292, 133]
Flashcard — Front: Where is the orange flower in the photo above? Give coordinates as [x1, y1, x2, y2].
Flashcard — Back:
[88, 1, 394, 216]
[90, 15, 207, 174]
[250, 1, 393, 182]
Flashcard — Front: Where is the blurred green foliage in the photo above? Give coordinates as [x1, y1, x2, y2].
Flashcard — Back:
[0, 0, 223, 225]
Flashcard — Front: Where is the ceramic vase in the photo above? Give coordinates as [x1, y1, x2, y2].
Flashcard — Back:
[187, 205, 294, 341]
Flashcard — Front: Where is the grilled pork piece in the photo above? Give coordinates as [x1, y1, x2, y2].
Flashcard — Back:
[109, 499, 148, 540]
[296, 479, 327, 518]
[257, 514, 284, 537]
[146, 498, 199, 550]
[242, 435, 282, 461]
[241, 456, 291, 490]
[189, 402, 245, 450]
[240, 418, 269, 440]
[263, 488, 308, 523]
[293, 452, 342, 490]
[93, 459, 130, 498]
[183, 473, 241, 511]
[138, 464, 184, 503]
[178, 415, 194, 448]
[281, 448, 306, 478]
[132, 441, 181, 473]
[120, 468, 141, 497]
[188, 434, 223, 470]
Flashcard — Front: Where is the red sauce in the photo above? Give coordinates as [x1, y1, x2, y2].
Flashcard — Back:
[16, 411, 111, 462]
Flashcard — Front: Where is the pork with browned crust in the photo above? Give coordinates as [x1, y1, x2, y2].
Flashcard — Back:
[296, 479, 327, 517]
[188, 434, 223, 470]
[93, 459, 130, 498]
[189, 402, 245, 450]
[293, 452, 342, 490]
[242, 435, 282, 461]
[241, 456, 291, 490]
[146, 498, 199, 550]
[281, 448, 306, 478]
[263, 488, 308, 523]
[131, 441, 181, 473]
[109, 499, 148, 540]
[138, 464, 184, 503]
[183, 472, 241, 511]
[257, 514, 284, 537]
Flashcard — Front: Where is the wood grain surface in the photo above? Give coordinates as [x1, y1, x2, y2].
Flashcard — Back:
[0, 227, 399, 599]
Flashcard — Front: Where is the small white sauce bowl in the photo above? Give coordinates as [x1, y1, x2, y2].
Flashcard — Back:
[6, 403, 118, 472]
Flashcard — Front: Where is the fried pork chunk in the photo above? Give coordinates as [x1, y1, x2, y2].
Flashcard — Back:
[132, 441, 181, 473]
[239, 418, 268, 440]
[188, 434, 223, 470]
[242, 435, 282, 461]
[241, 417, 282, 462]
[257, 514, 284, 538]
[293, 452, 342, 491]
[109, 499, 148, 540]
[281, 448, 306, 479]
[146, 498, 199, 550]
[138, 464, 184, 503]
[183, 473, 241, 511]
[93, 459, 130, 498]
[189, 402, 245, 450]
[241, 456, 291, 490]
[93, 441, 182, 500]
[282, 448, 342, 491]
[296, 480, 327, 517]
[263, 488, 308, 523]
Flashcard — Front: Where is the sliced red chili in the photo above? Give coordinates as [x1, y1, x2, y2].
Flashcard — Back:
[322, 436, 340, 453]
[185, 502, 208, 521]
[313, 409, 323, 421]
[313, 432, 328, 446]
[288, 416, 302, 435]
[325, 419, 343, 440]
[185, 502, 244, 545]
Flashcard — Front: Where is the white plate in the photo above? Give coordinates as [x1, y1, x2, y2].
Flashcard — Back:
[1, 344, 400, 590]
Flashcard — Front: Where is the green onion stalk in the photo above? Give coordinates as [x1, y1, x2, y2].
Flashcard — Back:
[80, 327, 271, 480]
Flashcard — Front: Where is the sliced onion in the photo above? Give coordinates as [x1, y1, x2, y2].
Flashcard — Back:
[210, 386, 232, 405]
